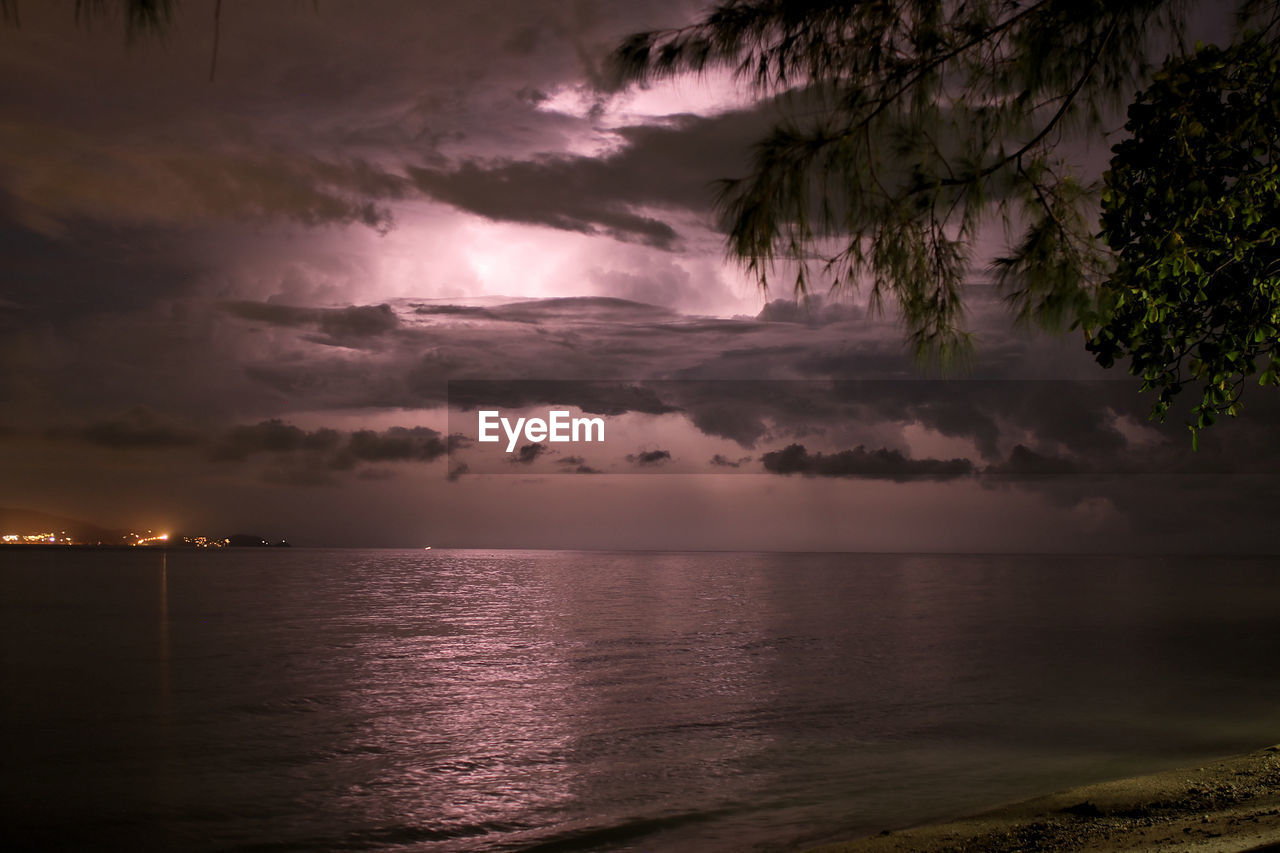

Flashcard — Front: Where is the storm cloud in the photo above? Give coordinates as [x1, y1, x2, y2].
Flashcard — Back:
[2, 2, 1275, 549]
[761, 444, 975, 480]
[221, 302, 400, 346]
[512, 442, 550, 465]
[627, 449, 672, 466]
[406, 106, 774, 247]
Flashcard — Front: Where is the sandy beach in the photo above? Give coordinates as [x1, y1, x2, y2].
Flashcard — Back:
[813, 746, 1280, 853]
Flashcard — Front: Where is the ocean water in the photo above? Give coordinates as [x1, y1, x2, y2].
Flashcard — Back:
[3, 549, 1280, 852]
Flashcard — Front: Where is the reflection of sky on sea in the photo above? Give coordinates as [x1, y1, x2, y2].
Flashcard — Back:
[546, 553, 784, 824]
[7, 548, 1280, 851]
[331, 551, 583, 839]
[330, 551, 788, 848]
[304, 551, 1280, 851]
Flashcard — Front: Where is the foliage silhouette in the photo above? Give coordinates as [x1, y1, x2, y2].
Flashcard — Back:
[1087, 36, 1280, 444]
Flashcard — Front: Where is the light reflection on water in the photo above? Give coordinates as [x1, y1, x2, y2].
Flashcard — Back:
[3, 549, 1280, 851]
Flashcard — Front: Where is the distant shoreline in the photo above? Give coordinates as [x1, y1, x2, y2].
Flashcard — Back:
[0, 544, 173, 551]
[811, 744, 1280, 853]
[0, 544, 285, 551]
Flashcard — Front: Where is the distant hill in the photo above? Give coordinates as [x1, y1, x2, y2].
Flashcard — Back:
[0, 507, 123, 544]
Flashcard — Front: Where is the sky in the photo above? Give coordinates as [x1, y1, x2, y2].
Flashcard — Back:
[0, 0, 1275, 551]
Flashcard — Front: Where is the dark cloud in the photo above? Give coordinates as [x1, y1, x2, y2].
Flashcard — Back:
[709, 454, 752, 468]
[343, 427, 448, 463]
[210, 421, 447, 479]
[0, 222, 211, 319]
[440, 371, 1280, 484]
[761, 443, 974, 481]
[660, 380, 1157, 469]
[754, 296, 862, 326]
[987, 445, 1082, 476]
[627, 449, 671, 467]
[405, 104, 779, 247]
[410, 159, 679, 248]
[484, 296, 678, 324]
[221, 301, 399, 346]
[16, 295, 917, 427]
[212, 420, 340, 461]
[31, 281, 1280, 493]
[414, 304, 506, 321]
[64, 407, 203, 449]
[0, 124, 404, 235]
[511, 442, 549, 465]
[551, 455, 602, 473]
[684, 401, 770, 447]
[0, 1, 704, 239]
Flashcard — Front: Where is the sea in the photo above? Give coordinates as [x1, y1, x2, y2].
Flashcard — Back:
[3, 549, 1280, 852]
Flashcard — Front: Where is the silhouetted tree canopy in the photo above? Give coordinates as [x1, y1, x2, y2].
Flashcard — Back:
[613, 0, 1280, 437]
[1088, 37, 1280, 444]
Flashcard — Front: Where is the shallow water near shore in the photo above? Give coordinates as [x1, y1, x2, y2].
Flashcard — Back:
[3, 549, 1280, 851]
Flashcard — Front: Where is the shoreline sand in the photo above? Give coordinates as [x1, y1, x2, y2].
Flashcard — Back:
[811, 745, 1280, 853]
